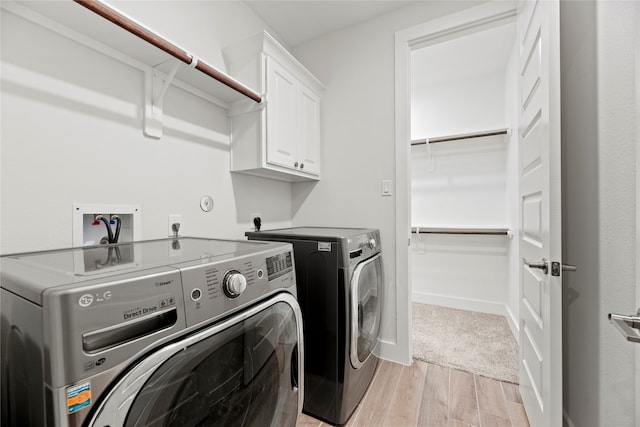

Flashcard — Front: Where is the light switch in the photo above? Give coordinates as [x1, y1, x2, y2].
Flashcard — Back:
[381, 180, 392, 196]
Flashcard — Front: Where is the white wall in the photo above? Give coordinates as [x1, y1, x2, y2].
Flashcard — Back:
[411, 63, 508, 229]
[411, 234, 509, 316]
[561, 1, 638, 426]
[411, 72, 506, 139]
[0, 2, 292, 254]
[290, 1, 484, 362]
[411, 138, 508, 227]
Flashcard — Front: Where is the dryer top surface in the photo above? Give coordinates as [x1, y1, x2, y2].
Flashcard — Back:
[246, 226, 378, 241]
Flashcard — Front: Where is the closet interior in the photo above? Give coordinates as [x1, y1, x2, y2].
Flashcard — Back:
[410, 20, 520, 337]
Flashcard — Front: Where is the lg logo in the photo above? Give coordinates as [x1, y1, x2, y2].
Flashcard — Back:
[78, 291, 112, 307]
[78, 294, 94, 307]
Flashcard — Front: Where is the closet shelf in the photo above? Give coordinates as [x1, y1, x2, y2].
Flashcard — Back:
[411, 128, 510, 146]
[76, 0, 261, 103]
[411, 227, 510, 236]
[6, 0, 262, 106]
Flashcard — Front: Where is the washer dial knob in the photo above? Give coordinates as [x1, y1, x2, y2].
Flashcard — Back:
[223, 270, 247, 298]
[368, 238, 377, 249]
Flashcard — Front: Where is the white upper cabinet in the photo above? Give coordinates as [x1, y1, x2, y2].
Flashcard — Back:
[298, 83, 321, 176]
[224, 31, 324, 182]
[266, 58, 299, 171]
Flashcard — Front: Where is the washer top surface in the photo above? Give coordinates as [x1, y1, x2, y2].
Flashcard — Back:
[247, 226, 376, 241]
[2, 237, 273, 275]
[0, 237, 288, 304]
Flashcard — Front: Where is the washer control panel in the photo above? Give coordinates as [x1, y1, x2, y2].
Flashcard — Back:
[178, 247, 296, 328]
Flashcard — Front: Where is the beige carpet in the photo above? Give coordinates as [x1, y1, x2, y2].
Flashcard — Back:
[412, 303, 519, 384]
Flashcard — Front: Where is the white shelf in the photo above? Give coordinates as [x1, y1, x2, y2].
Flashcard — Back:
[3, 0, 261, 108]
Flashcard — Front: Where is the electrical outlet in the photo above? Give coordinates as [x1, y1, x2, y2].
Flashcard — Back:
[169, 214, 182, 237]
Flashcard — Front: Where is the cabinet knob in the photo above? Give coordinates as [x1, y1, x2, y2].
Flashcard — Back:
[300, 163, 304, 169]
[294, 162, 299, 167]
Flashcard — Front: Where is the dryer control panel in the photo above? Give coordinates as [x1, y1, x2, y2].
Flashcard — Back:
[346, 231, 381, 267]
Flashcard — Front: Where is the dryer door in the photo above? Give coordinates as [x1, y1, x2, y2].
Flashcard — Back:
[350, 253, 383, 369]
[88, 293, 303, 427]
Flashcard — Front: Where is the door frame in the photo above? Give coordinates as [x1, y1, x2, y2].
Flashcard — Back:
[636, 3, 640, 423]
[394, 1, 518, 365]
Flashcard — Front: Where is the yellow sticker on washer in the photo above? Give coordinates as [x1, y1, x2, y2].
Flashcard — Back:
[67, 381, 91, 414]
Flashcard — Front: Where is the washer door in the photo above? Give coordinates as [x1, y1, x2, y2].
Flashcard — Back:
[350, 253, 383, 369]
[89, 293, 303, 427]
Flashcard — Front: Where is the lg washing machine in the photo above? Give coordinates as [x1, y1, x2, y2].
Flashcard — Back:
[1, 237, 303, 427]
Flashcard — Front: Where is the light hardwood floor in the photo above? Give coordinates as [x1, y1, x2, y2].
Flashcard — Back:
[296, 360, 530, 427]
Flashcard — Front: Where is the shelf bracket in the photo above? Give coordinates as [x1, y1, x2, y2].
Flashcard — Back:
[227, 96, 268, 118]
[144, 59, 182, 139]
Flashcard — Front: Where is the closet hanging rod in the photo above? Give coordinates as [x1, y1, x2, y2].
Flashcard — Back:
[411, 227, 510, 236]
[411, 128, 510, 146]
[73, 0, 262, 104]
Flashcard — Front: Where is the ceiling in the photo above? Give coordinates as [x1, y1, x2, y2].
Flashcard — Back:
[243, 1, 418, 47]
[411, 21, 516, 88]
[242, 1, 516, 88]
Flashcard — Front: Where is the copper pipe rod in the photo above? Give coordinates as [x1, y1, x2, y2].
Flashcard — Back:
[195, 61, 262, 103]
[73, 0, 262, 103]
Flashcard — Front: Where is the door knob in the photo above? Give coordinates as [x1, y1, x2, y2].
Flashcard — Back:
[609, 309, 640, 343]
[523, 258, 548, 274]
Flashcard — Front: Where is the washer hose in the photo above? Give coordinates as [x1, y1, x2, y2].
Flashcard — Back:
[111, 215, 122, 243]
[95, 215, 114, 244]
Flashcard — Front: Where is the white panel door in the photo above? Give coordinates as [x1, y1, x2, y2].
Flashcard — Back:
[517, 0, 562, 426]
[298, 83, 321, 176]
[266, 57, 298, 170]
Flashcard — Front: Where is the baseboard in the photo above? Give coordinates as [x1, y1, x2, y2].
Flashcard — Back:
[376, 338, 412, 366]
[412, 291, 507, 317]
[504, 305, 519, 344]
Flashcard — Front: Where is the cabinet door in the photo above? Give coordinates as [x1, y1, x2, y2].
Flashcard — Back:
[266, 58, 298, 170]
[298, 84, 321, 176]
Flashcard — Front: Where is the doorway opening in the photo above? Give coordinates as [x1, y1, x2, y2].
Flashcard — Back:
[394, 0, 519, 375]
[396, 2, 565, 424]
[409, 16, 519, 383]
